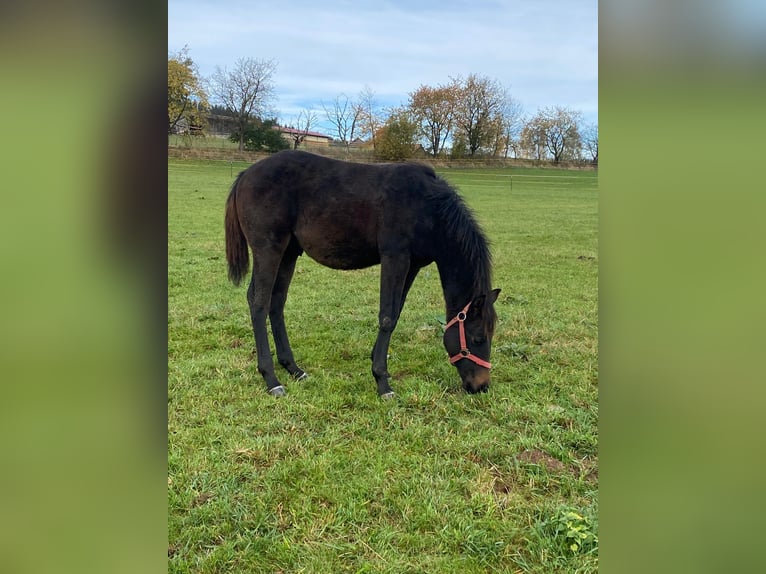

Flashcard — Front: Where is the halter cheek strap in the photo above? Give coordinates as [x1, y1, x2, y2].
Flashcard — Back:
[444, 301, 492, 369]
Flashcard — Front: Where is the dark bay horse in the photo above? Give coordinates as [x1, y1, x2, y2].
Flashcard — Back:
[225, 150, 500, 398]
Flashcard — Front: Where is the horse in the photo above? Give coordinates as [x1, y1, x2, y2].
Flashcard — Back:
[225, 150, 500, 398]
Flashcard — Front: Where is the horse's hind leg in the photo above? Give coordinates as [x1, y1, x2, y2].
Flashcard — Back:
[270, 237, 306, 381]
[247, 244, 288, 396]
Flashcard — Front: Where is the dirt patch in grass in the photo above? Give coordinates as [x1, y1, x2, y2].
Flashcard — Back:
[491, 472, 517, 495]
[517, 448, 567, 472]
[477, 449, 598, 503]
[233, 447, 279, 469]
[191, 492, 214, 507]
[516, 449, 599, 485]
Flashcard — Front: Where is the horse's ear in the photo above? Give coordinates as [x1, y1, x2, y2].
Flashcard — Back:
[472, 289, 500, 312]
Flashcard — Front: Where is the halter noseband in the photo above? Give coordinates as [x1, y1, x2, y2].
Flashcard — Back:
[444, 301, 492, 369]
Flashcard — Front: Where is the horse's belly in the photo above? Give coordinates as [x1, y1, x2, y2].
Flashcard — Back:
[295, 228, 380, 270]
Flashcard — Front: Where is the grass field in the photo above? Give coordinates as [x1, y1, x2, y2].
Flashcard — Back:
[168, 158, 598, 573]
[169, 133, 241, 149]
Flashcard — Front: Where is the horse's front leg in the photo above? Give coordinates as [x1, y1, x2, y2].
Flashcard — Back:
[371, 255, 411, 398]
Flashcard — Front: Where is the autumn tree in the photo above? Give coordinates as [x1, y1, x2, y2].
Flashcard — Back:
[520, 116, 547, 160]
[209, 57, 277, 152]
[167, 47, 209, 135]
[408, 81, 458, 157]
[486, 114, 508, 157]
[452, 74, 507, 156]
[375, 108, 419, 161]
[522, 107, 583, 162]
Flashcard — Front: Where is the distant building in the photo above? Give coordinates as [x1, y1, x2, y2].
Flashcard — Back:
[347, 137, 373, 149]
[199, 115, 333, 148]
[278, 126, 332, 147]
[206, 113, 238, 136]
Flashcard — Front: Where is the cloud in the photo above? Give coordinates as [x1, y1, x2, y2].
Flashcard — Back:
[169, 1, 598, 128]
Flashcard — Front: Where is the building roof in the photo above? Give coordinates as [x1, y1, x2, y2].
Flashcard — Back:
[277, 126, 331, 140]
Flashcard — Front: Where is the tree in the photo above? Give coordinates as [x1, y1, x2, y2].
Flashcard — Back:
[582, 123, 598, 164]
[499, 97, 524, 158]
[408, 81, 458, 157]
[168, 47, 209, 136]
[540, 107, 582, 162]
[209, 57, 277, 152]
[231, 119, 289, 153]
[520, 115, 547, 160]
[322, 94, 362, 151]
[486, 114, 507, 157]
[521, 107, 583, 162]
[375, 108, 419, 161]
[357, 85, 383, 151]
[209, 105, 234, 117]
[452, 74, 507, 156]
[450, 133, 468, 159]
[285, 109, 318, 149]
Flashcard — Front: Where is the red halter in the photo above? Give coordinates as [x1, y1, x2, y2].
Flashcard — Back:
[444, 301, 492, 369]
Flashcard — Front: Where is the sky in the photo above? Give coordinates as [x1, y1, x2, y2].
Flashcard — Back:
[168, 0, 598, 135]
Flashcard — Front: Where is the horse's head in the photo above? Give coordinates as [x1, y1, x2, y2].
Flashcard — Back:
[443, 289, 500, 393]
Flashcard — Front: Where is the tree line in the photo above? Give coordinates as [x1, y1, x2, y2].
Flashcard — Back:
[168, 48, 597, 164]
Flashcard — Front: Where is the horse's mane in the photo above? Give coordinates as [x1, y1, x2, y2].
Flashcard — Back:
[426, 175, 496, 334]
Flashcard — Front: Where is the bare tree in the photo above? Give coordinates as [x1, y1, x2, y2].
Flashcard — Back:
[408, 81, 459, 158]
[284, 109, 318, 149]
[209, 57, 277, 152]
[582, 123, 598, 164]
[322, 94, 362, 152]
[541, 107, 582, 162]
[500, 97, 524, 158]
[357, 85, 383, 150]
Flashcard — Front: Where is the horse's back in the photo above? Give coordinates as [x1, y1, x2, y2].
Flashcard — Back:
[235, 151, 439, 269]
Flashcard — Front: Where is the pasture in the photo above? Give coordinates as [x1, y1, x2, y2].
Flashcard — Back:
[168, 158, 598, 573]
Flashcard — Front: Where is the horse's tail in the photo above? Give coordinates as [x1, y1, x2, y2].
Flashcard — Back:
[225, 171, 249, 286]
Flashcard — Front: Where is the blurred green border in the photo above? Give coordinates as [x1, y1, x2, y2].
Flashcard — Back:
[1, 1, 765, 572]
[600, 2, 766, 571]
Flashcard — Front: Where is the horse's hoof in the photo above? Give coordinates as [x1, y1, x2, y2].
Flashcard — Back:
[268, 385, 287, 397]
[379, 391, 395, 400]
[293, 371, 308, 382]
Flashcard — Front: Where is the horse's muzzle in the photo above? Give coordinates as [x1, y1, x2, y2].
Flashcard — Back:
[462, 369, 490, 393]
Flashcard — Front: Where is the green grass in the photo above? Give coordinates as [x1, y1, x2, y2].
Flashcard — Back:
[168, 158, 598, 573]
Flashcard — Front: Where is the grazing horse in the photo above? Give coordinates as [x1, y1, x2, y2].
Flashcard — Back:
[225, 150, 500, 398]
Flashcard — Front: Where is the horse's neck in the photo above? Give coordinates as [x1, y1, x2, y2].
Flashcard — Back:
[430, 207, 490, 318]
[435, 255, 478, 318]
